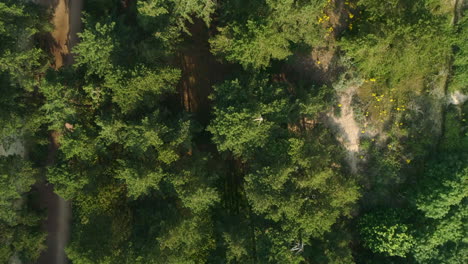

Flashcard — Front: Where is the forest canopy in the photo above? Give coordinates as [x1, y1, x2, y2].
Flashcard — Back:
[0, 0, 466, 263]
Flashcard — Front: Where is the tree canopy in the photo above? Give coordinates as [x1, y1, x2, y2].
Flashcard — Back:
[1, 0, 466, 263]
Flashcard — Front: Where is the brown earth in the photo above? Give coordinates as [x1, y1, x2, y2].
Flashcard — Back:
[178, 19, 230, 124]
[328, 86, 360, 173]
[49, 0, 69, 68]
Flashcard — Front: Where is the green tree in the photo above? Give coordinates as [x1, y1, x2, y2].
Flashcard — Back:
[209, 74, 359, 262]
[210, 0, 328, 68]
[0, 156, 45, 263]
[415, 157, 467, 219]
[450, 11, 468, 93]
[359, 209, 415, 257]
[0, 1, 49, 262]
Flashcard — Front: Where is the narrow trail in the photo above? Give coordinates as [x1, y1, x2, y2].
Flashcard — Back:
[328, 86, 360, 173]
[49, 0, 69, 68]
[178, 19, 229, 125]
[34, 0, 83, 264]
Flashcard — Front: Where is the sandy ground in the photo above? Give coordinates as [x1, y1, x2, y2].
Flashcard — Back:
[0, 138, 25, 157]
[50, 0, 69, 68]
[328, 86, 360, 173]
[449, 91, 468, 105]
[33, 0, 83, 264]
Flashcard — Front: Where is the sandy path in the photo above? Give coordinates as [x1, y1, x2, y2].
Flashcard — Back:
[50, 0, 69, 68]
[328, 86, 360, 173]
[34, 1, 83, 264]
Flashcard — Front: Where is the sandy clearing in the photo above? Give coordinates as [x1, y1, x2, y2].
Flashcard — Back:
[449, 91, 468, 105]
[328, 85, 360, 173]
[0, 137, 25, 157]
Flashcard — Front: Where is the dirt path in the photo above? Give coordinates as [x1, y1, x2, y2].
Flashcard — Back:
[36, 132, 71, 264]
[50, 0, 69, 68]
[34, 0, 83, 264]
[178, 19, 229, 125]
[328, 86, 360, 173]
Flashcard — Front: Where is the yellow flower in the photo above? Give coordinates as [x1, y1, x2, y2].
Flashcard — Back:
[349, 13, 354, 19]
[399, 123, 403, 126]
[397, 107, 401, 111]
[370, 78, 376, 82]
[372, 93, 377, 97]
[317, 60, 321, 64]
[406, 159, 411, 164]
[390, 99, 394, 102]
[361, 130, 365, 134]
[338, 104, 342, 107]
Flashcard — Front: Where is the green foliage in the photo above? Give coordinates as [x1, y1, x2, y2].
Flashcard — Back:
[136, 0, 216, 50]
[0, 156, 45, 263]
[305, 223, 356, 263]
[137, 0, 215, 29]
[209, 73, 359, 261]
[359, 210, 415, 257]
[112, 67, 180, 113]
[0, 0, 49, 90]
[2, 0, 466, 263]
[341, 0, 452, 94]
[358, 104, 467, 263]
[74, 21, 116, 78]
[411, 207, 467, 263]
[211, 0, 327, 68]
[415, 157, 467, 219]
[0, 0, 49, 138]
[211, 21, 293, 69]
[0, 2, 48, 262]
[208, 77, 290, 158]
[0, 156, 36, 225]
[450, 11, 468, 93]
[158, 215, 216, 263]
